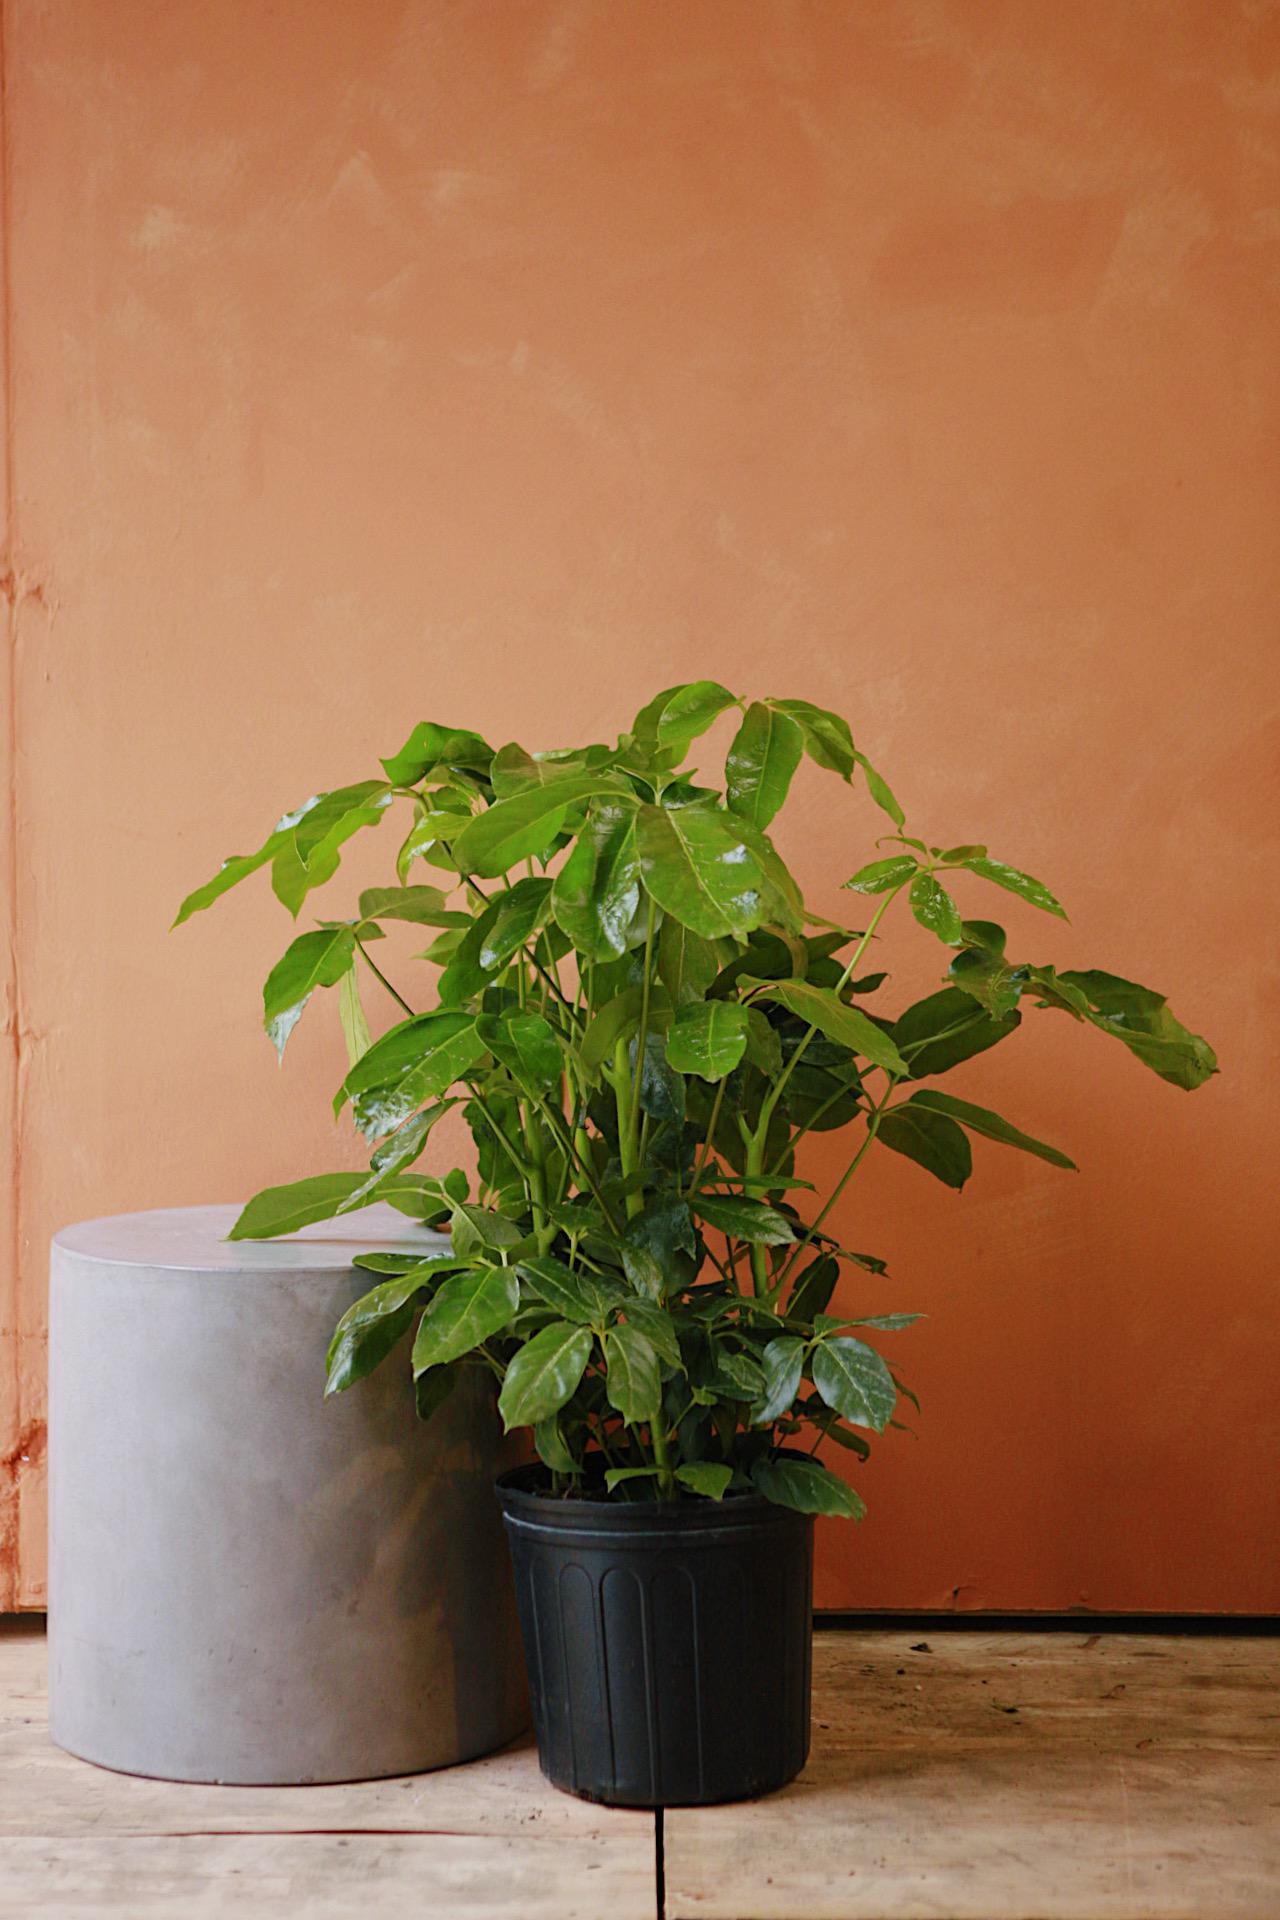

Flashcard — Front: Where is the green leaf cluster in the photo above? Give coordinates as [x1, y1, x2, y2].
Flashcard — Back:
[177, 684, 1217, 1519]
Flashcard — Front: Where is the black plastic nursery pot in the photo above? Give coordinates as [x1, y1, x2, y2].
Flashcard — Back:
[495, 1463, 814, 1807]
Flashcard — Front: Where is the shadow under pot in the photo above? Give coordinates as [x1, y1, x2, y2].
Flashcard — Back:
[495, 1463, 814, 1807]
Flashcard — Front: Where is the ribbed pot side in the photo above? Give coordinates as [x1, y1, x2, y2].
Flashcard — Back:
[497, 1466, 814, 1807]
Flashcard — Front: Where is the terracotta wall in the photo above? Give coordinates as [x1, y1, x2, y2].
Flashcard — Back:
[3, 0, 1278, 1609]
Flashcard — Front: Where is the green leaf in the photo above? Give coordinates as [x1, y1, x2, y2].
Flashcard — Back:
[960, 856, 1067, 920]
[853, 750, 905, 827]
[1051, 969, 1218, 1091]
[338, 965, 372, 1066]
[636, 804, 769, 941]
[498, 1321, 594, 1428]
[725, 701, 805, 829]
[752, 1337, 805, 1424]
[909, 872, 962, 945]
[331, 1259, 459, 1343]
[732, 819, 806, 932]
[622, 1198, 696, 1298]
[743, 1005, 783, 1077]
[665, 1001, 750, 1081]
[893, 986, 1021, 1079]
[551, 801, 641, 960]
[262, 926, 356, 1059]
[616, 1300, 683, 1370]
[604, 1466, 661, 1493]
[534, 1415, 578, 1473]
[753, 1455, 865, 1518]
[676, 1462, 733, 1500]
[876, 1105, 972, 1189]
[770, 698, 856, 779]
[229, 1173, 367, 1240]
[906, 1090, 1076, 1169]
[357, 885, 463, 927]
[337, 1102, 456, 1213]
[478, 877, 554, 972]
[411, 1266, 521, 1372]
[605, 1324, 662, 1423]
[173, 822, 289, 926]
[415, 1364, 459, 1421]
[811, 1336, 897, 1431]
[788, 1253, 839, 1323]
[846, 1313, 923, 1330]
[337, 1011, 489, 1136]
[843, 854, 918, 895]
[708, 1346, 766, 1400]
[657, 918, 725, 1006]
[324, 1300, 416, 1395]
[751, 979, 908, 1076]
[693, 1193, 794, 1245]
[453, 772, 623, 878]
[632, 681, 738, 751]
[279, 782, 394, 906]
[580, 985, 672, 1078]
[479, 1010, 563, 1094]
[518, 1255, 623, 1326]
[380, 722, 494, 785]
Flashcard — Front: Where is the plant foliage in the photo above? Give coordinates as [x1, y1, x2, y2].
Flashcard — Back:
[177, 685, 1216, 1516]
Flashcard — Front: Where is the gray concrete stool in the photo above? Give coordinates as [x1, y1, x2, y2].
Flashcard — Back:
[48, 1204, 527, 1784]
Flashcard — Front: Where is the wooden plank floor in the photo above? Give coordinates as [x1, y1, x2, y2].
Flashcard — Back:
[3, 1620, 1277, 1918]
[667, 1631, 1280, 1920]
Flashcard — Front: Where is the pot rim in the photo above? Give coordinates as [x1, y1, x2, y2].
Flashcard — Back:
[494, 1454, 816, 1539]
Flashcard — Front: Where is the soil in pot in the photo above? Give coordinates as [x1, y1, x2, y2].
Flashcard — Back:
[496, 1463, 814, 1807]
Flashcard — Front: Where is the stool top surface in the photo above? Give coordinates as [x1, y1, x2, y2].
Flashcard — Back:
[52, 1204, 451, 1272]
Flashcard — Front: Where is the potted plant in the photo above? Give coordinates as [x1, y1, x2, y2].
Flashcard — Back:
[177, 682, 1215, 1806]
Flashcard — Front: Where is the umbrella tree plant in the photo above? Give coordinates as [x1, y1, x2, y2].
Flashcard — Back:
[176, 684, 1216, 1518]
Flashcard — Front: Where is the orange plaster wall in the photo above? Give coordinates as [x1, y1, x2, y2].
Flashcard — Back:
[3, 0, 1278, 1609]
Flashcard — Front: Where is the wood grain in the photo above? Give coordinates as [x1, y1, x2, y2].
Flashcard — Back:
[665, 1630, 1280, 1919]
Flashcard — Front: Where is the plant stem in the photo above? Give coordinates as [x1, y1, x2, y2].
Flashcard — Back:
[771, 1076, 899, 1295]
[354, 934, 415, 1017]
[688, 1078, 728, 1193]
[650, 1415, 676, 1500]
[627, 896, 658, 1171]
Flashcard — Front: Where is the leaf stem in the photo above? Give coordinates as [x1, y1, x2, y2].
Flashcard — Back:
[354, 934, 415, 1017]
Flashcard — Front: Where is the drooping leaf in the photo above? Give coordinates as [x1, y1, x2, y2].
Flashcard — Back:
[811, 1336, 897, 1431]
[751, 979, 908, 1076]
[415, 1364, 459, 1422]
[770, 698, 856, 779]
[338, 1102, 457, 1212]
[262, 926, 357, 1059]
[622, 1197, 696, 1298]
[479, 1009, 563, 1094]
[172, 820, 292, 926]
[908, 872, 962, 946]
[617, 1299, 684, 1369]
[453, 772, 624, 878]
[229, 1173, 367, 1240]
[498, 1321, 594, 1428]
[725, 701, 805, 829]
[324, 1300, 416, 1395]
[876, 1105, 972, 1189]
[753, 1454, 865, 1518]
[338, 964, 372, 1065]
[635, 803, 769, 941]
[752, 1337, 805, 1424]
[477, 877, 554, 973]
[411, 1266, 521, 1372]
[853, 750, 905, 827]
[906, 1089, 1076, 1169]
[788, 1253, 840, 1322]
[892, 986, 1021, 1079]
[336, 1011, 489, 1137]
[657, 918, 725, 1006]
[380, 722, 494, 785]
[665, 1000, 750, 1081]
[357, 885, 463, 927]
[551, 800, 641, 960]
[1050, 969, 1218, 1091]
[605, 1324, 662, 1423]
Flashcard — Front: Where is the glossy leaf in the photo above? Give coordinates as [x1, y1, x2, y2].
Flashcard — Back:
[415, 1364, 459, 1422]
[480, 1010, 563, 1094]
[726, 701, 805, 829]
[411, 1266, 520, 1372]
[605, 1324, 662, 1423]
[357, 885, 462, 927]
[324, 1300, 416, 1396]
[753, 1455, 865, 1518]
[752, 1337, 805, 1424]
[498, 1321, 594, 1428]
[380, 722, 494, 785]
[811, 1336, 897, 1431]
[788, 1253, 839, 1322]
[534, 1414, 577, 1473]
[959, 856, 1067, 920]
[906, 1089, 1076, 1169]
[666, 1001, 750, 1081]
[338, 965, 372, 1065]
[893, 986, 1021, 1079]
[617, 1300, 683, 1370]
[453, 772, 622, 878]
[909, 872, 962, 945]
[853, 750, 905, 827]
[693, 1193, 794, 1245]
[229, 1173, 367, 1240]
[843, 854, 918, 895]
[518, 1255, 622, 1326]
[876, 1105, 972, 1189]
[551, 801, 641, 960]
[632, 681, 738, 751]
[657, 918, 725, 1006]
[262, 926, 356, 1059]
[751, 980, 908, 1077]
[173, 824, 289, 926]
[636, 804, 768, 941]
[337, 1011, 489, 1137]
[770, 698, 856, 779]
[1053, 969, 1218, 1091]
[478, 877, 554, 973]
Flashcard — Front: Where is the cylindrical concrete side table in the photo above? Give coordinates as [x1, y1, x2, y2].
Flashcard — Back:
[48, 1204, 528, 1784]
